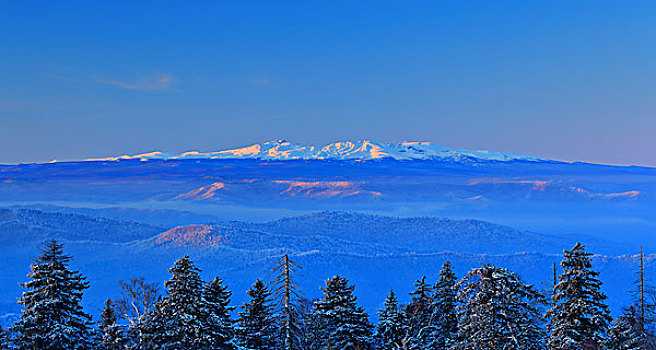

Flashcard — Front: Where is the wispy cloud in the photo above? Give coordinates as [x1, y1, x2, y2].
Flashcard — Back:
[45, 72, 76, 83]
[251, 77, 272, 86]
[92, 73, 174, 91]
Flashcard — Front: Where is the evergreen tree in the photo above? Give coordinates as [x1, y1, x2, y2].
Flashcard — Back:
[0, 328, 8, 350]
[431, 261, 458, 350]
[12, 239, 94, 350]
[201, 276, 236, 350]
[98, 299, 126, 350]
[546, 243, 613, 350]
[405, 275, 434, 349]
[376, 290, 407, 350]
[237, 279, 278, 350]
[314, 275, 374, 350]
[454, 264, 546, 350]
[607, 306, 643, 350]
[141, 255, 209, 350]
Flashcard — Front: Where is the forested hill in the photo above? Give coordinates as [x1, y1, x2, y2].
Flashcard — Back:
[0, 208, 649, 326]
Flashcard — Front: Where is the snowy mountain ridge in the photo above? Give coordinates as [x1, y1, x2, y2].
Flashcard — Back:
[84, 140, 547, 162]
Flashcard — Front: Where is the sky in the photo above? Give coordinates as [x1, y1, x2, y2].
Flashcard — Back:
[1, 1, 655, 165]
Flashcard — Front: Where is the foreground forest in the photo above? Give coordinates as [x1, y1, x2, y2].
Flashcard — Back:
[0, 240, 653, 350]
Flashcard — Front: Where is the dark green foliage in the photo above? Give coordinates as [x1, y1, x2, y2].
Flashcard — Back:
[432, 261, 459, 350]
[98, 299, 126, 350]
[607, 306, 644, 350]
[454, 264, 546, 350]
[0, 328, 8, 350]
[9, 240, 655, 350]
[376, 290, 408, 350]
[399, 275, 433, 349]
[237, 279, 278, 350]
[202, 276, 236, 350]
[12, 239, 94, 350]
[140, 256, 216, 350]
[314, 275, 374, 350]
[546, 243, 613, 350]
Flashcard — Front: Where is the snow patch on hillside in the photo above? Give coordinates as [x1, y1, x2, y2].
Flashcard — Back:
[84, 140, 547, 163]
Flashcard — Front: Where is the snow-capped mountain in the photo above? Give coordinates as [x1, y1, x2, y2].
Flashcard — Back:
[85, 140, 547, 162]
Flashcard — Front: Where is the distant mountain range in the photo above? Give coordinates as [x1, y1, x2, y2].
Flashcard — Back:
[1, 145, 653, 247]
[0, 141, 654, 326]
[80, 140, 547, 163]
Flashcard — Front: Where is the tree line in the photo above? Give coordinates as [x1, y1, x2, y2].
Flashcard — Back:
[0, 239, 654, 350]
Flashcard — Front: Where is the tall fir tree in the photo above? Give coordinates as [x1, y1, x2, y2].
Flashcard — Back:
[607, 306, 644, 350]
[140, 255, 210, 350]
[314, 275, 374, 350]
[405, 275, 434, 349]
[431, 261, 458, 350]
[12, 239, 94, 350]
[98, 299, 126, 350]
[546, 243, 613, 350]
[376, 290, 408, 350]
[237, 279, 278, 350]
[454, 264, 546, 350]
[201, 276, 236, 350]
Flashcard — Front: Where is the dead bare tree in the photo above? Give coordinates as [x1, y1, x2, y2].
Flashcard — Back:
[271, 254, 303, 350]
[115, 276, 161, 325]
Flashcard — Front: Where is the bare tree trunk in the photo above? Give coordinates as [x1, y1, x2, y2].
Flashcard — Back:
[284, 254, 292, 350]
[641, 246, 646, 332]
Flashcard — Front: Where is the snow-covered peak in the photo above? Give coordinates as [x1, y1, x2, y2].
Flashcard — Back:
[85, 140, 546, 162]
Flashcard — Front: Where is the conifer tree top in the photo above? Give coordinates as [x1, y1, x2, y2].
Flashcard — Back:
[547, 242, 613, 349]
[14, 239, 94, 350]
[34, 238, 73, 265]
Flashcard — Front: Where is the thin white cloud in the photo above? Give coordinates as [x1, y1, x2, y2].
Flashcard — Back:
[251, 77, 272, 86]
[92, 73, 173, 91]
[45, 72, 76, 83]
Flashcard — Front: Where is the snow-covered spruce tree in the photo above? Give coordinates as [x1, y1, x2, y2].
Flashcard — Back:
[405, 275, 434, 348]
[237, 279, 278, 350]
[376, 290, 408, 350]
[431, 261, 458, 350]
[314, 275, 374, 350]
[607, 306, 643, 350]
[201, 276, 236, 350]
[98, 299, 126, 350]
[454, 264, 546, 350]
[546, 243, 613, 350]
[12, 239, 94, 350]
[271, 254, 303, 350]
[140, 255, 210, 350]
[0, 328, 8, 350]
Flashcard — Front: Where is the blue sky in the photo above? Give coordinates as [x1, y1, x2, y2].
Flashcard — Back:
[1, 1, 655, 165]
